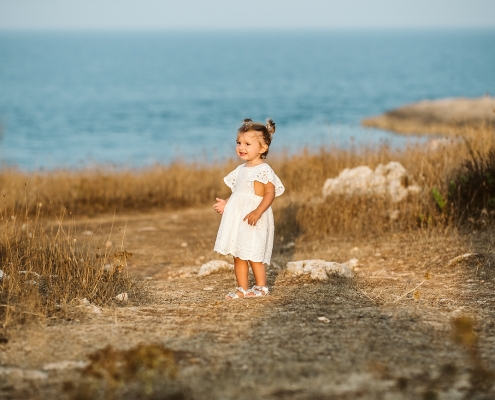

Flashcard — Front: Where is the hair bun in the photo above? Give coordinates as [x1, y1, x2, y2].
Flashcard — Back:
[243, 118, 253, 124]
[266, 119, 276, 135]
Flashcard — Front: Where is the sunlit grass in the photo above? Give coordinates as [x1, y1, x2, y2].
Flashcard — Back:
[1, 124, 494, 328]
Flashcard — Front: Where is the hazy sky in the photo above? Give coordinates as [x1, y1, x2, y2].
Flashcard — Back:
[1, 0, 494, 30]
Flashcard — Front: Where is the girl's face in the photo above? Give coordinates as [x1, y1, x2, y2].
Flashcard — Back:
[236, 131, 268, 163]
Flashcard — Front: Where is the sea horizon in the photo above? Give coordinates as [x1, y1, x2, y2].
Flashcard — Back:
[1, 29, 494, 170]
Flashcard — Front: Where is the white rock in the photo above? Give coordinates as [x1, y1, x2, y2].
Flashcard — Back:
[389, 210, 401, 220]
[43, 360, 89, 371]
[0, 367, 48, 380]
[197, 260, 234, 277]
[318, 317, 330, 323]
[74, 302, 101, 313]
[447, 253, 477, 266]
[322, 161, 421, 203]
[286, 260, 355, 281]
[344, 258, 359, 268]
[325, 262, 354, 278]
[0, 269, 4, 280]
[103, 264, 113, 272]
[86, 304, 102, 314]
[82, 230, 93, 236]
[115, 292, 128, 301]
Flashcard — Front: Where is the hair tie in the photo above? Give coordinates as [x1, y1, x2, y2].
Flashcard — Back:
[266, 119, 276, 135]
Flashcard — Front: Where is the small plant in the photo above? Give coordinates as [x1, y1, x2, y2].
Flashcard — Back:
[67, 344, 187, 400]
[431, 187, 447, 212]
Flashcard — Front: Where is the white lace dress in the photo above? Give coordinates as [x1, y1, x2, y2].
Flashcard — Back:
[214, 163, 285, 264]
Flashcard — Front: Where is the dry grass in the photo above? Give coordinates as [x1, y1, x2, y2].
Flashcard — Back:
[0, 208, 141, 329]
[1, 125, 494, 330]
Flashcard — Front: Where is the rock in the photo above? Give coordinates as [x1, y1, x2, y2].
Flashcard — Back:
[318, 317, 330, 323]
[82, 230, 93, 236]
[79, 298, 90, 306]
[285, 260, 355, 281]
[322, 161, 421, 203]
[362, 96, 495, 136]
[43, 360, 89, 371]
[197, 260, 234, 277]
[0, 269, 4, 280]
[75, 298, 102, 314]
[86, 305, 102, 314]
[0, 367, 48, 380]
[282, 241, 295, 250]
[447, 253, 478, 266]
[344, 258, 359, 268]
[115, 292, 128, 301]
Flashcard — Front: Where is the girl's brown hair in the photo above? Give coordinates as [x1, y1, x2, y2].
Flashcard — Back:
[237, 118, 276, 159]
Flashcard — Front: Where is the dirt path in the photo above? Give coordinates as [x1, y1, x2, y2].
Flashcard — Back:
[1, 207, 495, 399]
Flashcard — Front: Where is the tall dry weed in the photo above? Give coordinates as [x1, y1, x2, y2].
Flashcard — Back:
[0, 206, 139, 328]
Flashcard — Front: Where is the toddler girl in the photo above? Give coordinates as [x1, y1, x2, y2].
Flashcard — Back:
[213, 118, 284, 299]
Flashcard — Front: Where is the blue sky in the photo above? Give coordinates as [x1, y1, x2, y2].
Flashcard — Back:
[0, 0, 494, 30]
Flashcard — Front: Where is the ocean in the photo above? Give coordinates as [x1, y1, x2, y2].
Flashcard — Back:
[0, 29, 494, 170]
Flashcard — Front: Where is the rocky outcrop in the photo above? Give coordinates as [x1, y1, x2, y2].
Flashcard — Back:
[362, 96, 495, 135]
[322, 161, 421, 203]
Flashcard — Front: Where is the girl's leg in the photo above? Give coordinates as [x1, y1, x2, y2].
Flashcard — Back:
[232, 257, 249, 297]
[249, 261, 266, 288]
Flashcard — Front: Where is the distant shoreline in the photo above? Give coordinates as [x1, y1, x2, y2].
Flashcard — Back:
[362, 96, 495, 136]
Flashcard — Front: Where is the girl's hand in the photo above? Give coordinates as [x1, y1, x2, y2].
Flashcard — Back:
[243, 209, 262, 226]
[213, 198, 227, 214]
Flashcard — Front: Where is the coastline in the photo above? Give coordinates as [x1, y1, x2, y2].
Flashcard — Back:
[362, 96, 495, 135]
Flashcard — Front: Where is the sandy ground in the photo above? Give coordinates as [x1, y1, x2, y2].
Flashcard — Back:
[1, 207, 495, 399]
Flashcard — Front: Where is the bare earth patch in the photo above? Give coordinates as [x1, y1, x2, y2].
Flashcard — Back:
[1, 207, 495, 399]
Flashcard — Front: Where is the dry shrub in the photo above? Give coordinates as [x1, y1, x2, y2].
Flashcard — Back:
[448, 145, 495, 223]
[0, 207, 139, 328]
[68, 344, 187, 400]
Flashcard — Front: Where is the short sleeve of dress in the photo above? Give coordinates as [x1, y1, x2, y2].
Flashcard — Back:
[249, 164, 285, 197]
[223, 166, 240, 191]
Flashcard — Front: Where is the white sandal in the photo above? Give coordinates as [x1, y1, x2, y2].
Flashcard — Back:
[225, 287, 250, 300]
[250, 285, 270, 297]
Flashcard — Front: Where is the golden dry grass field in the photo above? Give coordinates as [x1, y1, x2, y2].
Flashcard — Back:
[1, 125, 495, 399]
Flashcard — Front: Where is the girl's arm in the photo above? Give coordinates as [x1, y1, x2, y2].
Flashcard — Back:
[243, 182, 275, 226]
[213, 197, 229, 214]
